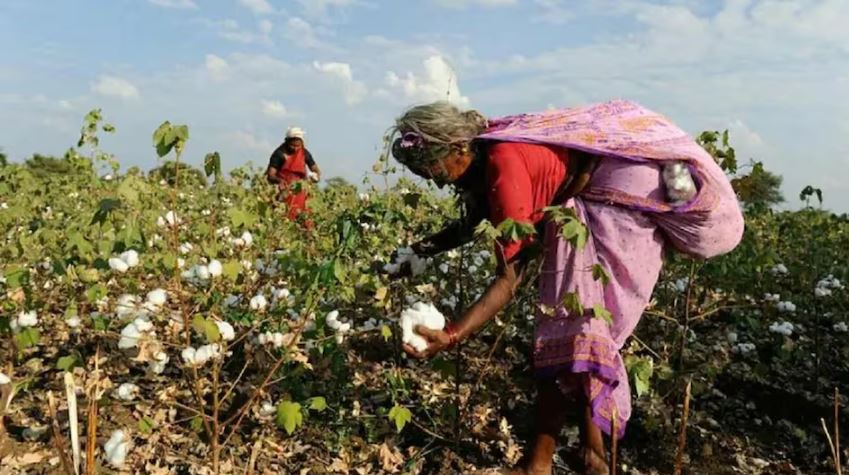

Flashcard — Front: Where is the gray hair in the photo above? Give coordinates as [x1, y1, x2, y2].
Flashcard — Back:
[390, 101, 488, 167]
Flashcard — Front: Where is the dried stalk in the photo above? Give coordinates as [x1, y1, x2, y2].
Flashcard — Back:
[610, 406, 618, 475]
[673, 379, 692, 475]
[64, 372, 81, 474]
[47, 391, 76, 475]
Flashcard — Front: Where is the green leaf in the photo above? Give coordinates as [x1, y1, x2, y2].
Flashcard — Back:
[4, 267, 30, 289]
[204, 152, 221, 178]
[276, 401, 303, 435]
[625, 355, 654, 398]
[69, 233, 94, 256]
[85, 284, 108, 304]
[474, 219, 500, 242]
[222, 260, 242, 281]
[591, 264, 611, 286]
[333, 259, 346, 283]
[387, 404, 412, 433]
[56, 353, 83, 372]
[192, 315, 221, 343]
[381, 324, 392, 342]
[138, 416, 157, 434]
[592, 304, 613, 325]
[189, 416, 204, 433]
[562, 292, 583, 316]
[308, 397, 327, 412]
[15, 327, 40, 350]
[91, 198, 122, 226]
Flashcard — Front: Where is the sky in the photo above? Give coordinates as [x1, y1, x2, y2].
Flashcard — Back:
[0, 0, 847, 210]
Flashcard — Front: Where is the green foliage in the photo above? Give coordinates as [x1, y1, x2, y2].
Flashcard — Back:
[276, 401, 304, 435]
[387, 404, 412, 433]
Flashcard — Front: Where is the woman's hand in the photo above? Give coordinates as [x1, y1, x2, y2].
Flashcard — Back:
[402, 325, 452, 359]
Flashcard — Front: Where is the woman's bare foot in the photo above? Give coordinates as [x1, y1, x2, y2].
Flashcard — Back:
[581, 446, 609, 475]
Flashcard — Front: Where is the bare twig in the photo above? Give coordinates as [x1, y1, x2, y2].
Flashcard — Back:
[64, 372, 81, 475]
[85, 346, 100, 475]
[836, 387, 842, 475]
[673, 379, 692, 475]
[245, 436, 262, 475]
[48, 391, 76, 475]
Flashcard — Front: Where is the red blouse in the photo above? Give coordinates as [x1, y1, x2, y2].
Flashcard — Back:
[485, 141, 570, 263]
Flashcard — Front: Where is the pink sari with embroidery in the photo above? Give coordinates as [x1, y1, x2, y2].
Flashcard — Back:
[477, 100, 744, 437]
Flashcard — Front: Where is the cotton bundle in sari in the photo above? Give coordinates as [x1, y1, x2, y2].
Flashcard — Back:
[477, 100, 744, 437]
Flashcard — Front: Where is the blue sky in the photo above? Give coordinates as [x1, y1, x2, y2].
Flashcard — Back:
[1, 0, 847, 210]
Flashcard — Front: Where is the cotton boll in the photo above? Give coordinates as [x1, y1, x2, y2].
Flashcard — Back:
[400, 302, 446, 352]
[834, 322, 848, 333]
[120, 250, 139, 267]
[215, 226, 231, 238]
[118, 323, 142, 349]
[769, 321, 794, 336]
[215, 321, 235, 341]
[0, 372, 10, 385]
[770, 264, 788, 275]
[337, 322, 351, 334]
[156, 216, 167, 227]
[249, 294, 268, 311]
[104, 430, 130, 468]
[66, 315, 81, 328]
[179, 242, 193, 254]
[16, 310, 38, 327]
[439, 263, 450, 274]
[732, 343, 756, 354]
[271, 332, 285, 348]
[241, 231, 253, 247]
[223, 294, 241, 307]
[165, 210, 178, 226]
[195, 344, 220, 363]
[815, 287, 832, 298]
[208, 260, 223, 278]
[109, 257, 130, 273]
[260, 401, 276, 417]
[114, 383, 140, 401]
[335, 333, 345, 345]
[195, 265, 211, 280]
[146, 289, 167, 307]
[726, 332, 738, 344]
[149, 351, 169, 374]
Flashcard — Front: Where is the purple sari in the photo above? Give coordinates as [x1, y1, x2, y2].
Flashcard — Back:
[477, 100, 744, 437]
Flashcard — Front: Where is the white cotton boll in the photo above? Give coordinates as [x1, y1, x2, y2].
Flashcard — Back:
[149, 351, 169, 374]
[326, 310, 339, 324]
[260, 401, 276, 417]
[777, 301, 796, 313]
[181, 268, 196, 280]
[16, 310, 38, 327]
[215, 226, 231, 238]
[834, 322, 848, 333]
[337, 322, 351, 334]
[241, 231, 253, 247]
[769, 321, 794, 336]
[0, 372, 10, 385]
[118, 323, 142, 349]
[241, 259, 252, 270]
[109, 257, 129, 273]
[468, 265, 478, 274]
[215, 321, 235, 341]
[114, 383, 140, 401]
[120, 250, 139, 267]
[727, 332, 738, 344]
[271, 332, 285, 348]
[195, 265, 211, 280]
[732, 343, 756, 354]
[104, 430, 129, 468]
[673, 278, 689, 293]
[202, 209, 212, 216]
[335, 333, 345, 344]
[66, 315, 81, 328]
[439, 263, 450, 274]
[146, 289, 167, 307]
[195, 344, 220, 363]
[231, 237, 245, 247]
[764, 293, 780, 303]
[272, 287, 291, 302]
[815, 287, 832, 298]
[257, 333, 269, 345]
[132, 317, 153, 333]
[165, 210, 178, 226]
[179, 242, 193, 254]
[116, 294, 138, 317]
[250, 294, 268, 311]
[359, 193, 369, 201]
[208, 260, 223, 277]
[400, 302, 446, 352]
[662, 161, 697, 203]
[473, 255, 484, 267]
[156, 216, 167, 227]
[181, 347, 197, 365]
[770, 264, 789, 275]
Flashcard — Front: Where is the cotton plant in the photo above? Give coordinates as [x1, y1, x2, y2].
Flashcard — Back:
[833, 322, 848, 333]
[108, 250, 140, 273]
[400, 302, 446, 352]
[815, 274, 843, 298]
[156, 210, 181, 227]
[181, 259, 223, 284]
[732, 342, 756, 354]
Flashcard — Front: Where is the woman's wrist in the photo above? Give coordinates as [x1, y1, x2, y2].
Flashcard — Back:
[444, 321, 460, 348]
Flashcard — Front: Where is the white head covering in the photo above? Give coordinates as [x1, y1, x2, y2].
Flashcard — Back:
[286, 126, 305, 141]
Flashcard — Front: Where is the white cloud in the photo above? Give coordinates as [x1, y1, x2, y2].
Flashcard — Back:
[238, 0, 274, 15]
[385, 55, 468, 106]
[261, 100, 288, 118]
[284, 17, 325, 49]
[205, 54, 229, 80]
[91, 75, 140, 100]
[296, 0, 360, 18]
[259, 19, 273, 35]
[433, 0, 516, 8]
[230, 131, 273, 152]
[313, 61, 367, 105]
[147, 0, 197, 9]
[532, 0, 574, 24]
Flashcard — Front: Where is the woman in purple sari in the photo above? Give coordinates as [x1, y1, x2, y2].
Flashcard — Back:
[390, 99, 744, 474]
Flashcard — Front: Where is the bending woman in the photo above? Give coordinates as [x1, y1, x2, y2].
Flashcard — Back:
[390, 100, 744, 474]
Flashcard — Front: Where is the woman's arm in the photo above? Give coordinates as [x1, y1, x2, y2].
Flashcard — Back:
[411, 191, 488, 257]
